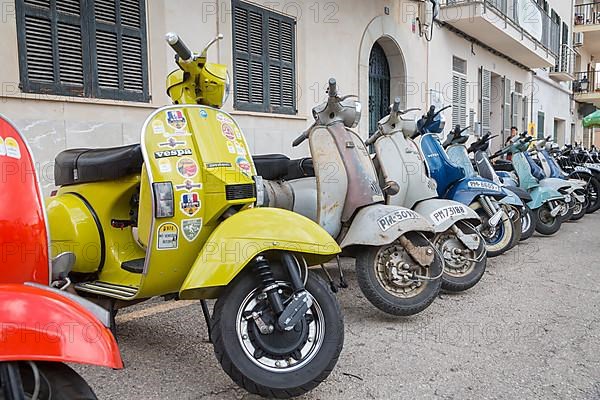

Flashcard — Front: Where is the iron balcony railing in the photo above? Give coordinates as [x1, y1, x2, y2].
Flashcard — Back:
[573, 70, 600, 94]
[552, 44, 576, 76]
[574, 2, 600, 27]
[442, 0, 561, 56]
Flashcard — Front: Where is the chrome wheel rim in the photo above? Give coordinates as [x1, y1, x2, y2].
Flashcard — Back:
[374, 243, 429, 298]
[434, 233, 475, 278]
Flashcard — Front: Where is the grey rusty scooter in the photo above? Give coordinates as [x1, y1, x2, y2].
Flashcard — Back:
[366, 99, 486, 292]
[256, 79, 443, 316]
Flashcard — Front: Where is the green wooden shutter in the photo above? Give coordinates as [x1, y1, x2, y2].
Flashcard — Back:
[480, 67, 491, 133]
[16, 0, 89, 96]
[232, 0, 296, 115]
[89, 0, 148, 101]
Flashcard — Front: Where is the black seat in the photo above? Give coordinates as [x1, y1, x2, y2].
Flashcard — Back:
[54, 144, 143, 186]
[493, 159, 514, 172]
[253, 154, 315, 180]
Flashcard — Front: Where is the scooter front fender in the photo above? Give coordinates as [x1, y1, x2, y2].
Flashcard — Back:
[413, 199, 480, 233]
[446, 178, 506, 206]
[0, 284, 122, 369]
[499, 188, 524, 207]
[339, 204, 434, 248]
[527, 186, 564, 209]
[179, 208, 340, 299]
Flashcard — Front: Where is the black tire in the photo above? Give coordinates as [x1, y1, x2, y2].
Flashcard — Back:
[586, 175, 600, 213]
[212, 267, 343, 399]
[355, 232, 442, 316]
[436, 221, 487, 292]
[470, 201, 515, 257]
[6, 362, 97, 400]
[569, 196, 587, 221]
[558, 199, 573, 222]
[535, 203, 562, 235]
[519, 205, 537, 241]
[506, 205, 522, 250]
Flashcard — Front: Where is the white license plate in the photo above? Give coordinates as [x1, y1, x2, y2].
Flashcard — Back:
[430, 205, 467, 224]
[377, 209, 419, 232]
[467, 180, 500, 192]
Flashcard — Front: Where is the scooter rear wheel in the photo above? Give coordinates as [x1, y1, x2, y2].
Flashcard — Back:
[355, 232, 442, 316]
[569, 198, 587, 221]
[211, 266, 343, 398]
[0, 362, 97, 400]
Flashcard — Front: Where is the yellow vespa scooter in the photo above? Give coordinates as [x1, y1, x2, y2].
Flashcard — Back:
[45, 33, 343, 398]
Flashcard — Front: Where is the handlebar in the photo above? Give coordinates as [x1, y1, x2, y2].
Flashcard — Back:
[328, 78, 338, 98]
[292, 130, 309, 147]
[165, 32, 193, 62]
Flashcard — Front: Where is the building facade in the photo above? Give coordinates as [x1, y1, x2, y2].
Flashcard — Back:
[0, 0, 587, 193]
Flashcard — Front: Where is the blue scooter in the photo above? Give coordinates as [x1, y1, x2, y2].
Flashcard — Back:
[411, 106, 518, 257]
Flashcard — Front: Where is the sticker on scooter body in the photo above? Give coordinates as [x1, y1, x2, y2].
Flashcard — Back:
[175, 180, 202, 191]
[154, 148, 192, 159]
[377, 209, 419, 232]
[4, 137, 21, 159]
[182, 218, 202, 242]
[0, 137, 5, 156]
[157, 222, 178, 250]
[159, 137, 187, 148]
[180, 192, 201, 216]
[467, 181, 500, 192]
[430, 205, 467, 224]
[176, 158, 199, 178]
[165, 110, 187, 131]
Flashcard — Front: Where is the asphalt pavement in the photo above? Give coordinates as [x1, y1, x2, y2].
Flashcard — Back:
[75, 212, 600, 400]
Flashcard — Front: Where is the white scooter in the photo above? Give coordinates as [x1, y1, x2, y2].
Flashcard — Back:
[365, 99, 486, 292]
[256, 79, 443, 316]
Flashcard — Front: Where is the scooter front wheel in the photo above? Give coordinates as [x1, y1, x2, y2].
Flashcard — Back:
[535, 203, 562, 235]
[355, 232, 442, 316]
[470, 201, 515, 257]
[520, 205, 537, 241]
[211, 268, 343, 398]
[0, 362, 97, 400]
[434, 221, 487, 293]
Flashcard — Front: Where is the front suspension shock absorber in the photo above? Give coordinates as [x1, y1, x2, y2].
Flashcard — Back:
[254, 255, 285, 314]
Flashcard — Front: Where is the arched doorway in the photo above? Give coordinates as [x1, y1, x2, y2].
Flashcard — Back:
[368, 42, 391, 136]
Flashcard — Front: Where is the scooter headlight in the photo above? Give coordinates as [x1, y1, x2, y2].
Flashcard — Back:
[153, 182, 175, 218]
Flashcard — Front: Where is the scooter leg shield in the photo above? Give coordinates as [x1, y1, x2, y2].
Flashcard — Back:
[178, 208, 340, 300]
[338, 204, 435, 249]
[412, 199, 480, 233]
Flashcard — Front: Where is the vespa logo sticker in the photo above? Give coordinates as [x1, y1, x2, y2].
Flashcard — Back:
[182, 218, 203, 242]
[159, 137, 187, 148]
[180, 192, 201, 216]
[430, 205, 467, 225]
[154, 148, 192, 159]
[166, 110, 187, 131]
[157, 222, 178, 250]
[175, 179, 202, 191]
[467, 180, 500, 192]
[377, 209, 419, 232]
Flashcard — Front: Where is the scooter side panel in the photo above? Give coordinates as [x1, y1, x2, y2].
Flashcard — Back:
[338, 204, 434, 248]
[288, 177, 318, 222]
[0, 284, 122, 369]
[310, 126, 346, 238]
[179, 207, 340, 299]
[413, 199, 480, 233]
[499, 189, 524, 207]
[528, 186, 563, 209]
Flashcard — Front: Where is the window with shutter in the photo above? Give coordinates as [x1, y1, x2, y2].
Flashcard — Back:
[480, 68, 491, 133]
[232, 0, 296, 115]
[15, 0, 149, 102]
[502, 77, 511, 142]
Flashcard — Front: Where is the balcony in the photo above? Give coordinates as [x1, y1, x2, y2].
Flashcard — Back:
[574, 70, 600, 107]
[549, 44, 576, 82]
[574, 2, 600, 54]
[440, 0, 558, 68]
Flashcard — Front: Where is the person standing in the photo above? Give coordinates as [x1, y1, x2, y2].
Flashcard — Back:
[504, 126, 518, 160]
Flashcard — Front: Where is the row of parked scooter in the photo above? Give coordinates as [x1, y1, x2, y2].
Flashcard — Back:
[1, 32, 598, 399]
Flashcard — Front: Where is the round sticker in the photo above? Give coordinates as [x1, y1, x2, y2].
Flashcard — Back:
[222, 123, 235, 140]
[177, 157, 198, 179]
[199, 109, 208, 118]
[5, 137, 20, 159]
[236, 156, 251, 176]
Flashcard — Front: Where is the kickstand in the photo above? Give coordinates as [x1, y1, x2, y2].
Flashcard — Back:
[109, 301, 118, 339]
[200, 300, 212, 343]
[336, 256, 348, 288]
[319, 264, 338, 293]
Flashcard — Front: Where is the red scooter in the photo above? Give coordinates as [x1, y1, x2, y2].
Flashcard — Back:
[0, 115, 122, 399]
